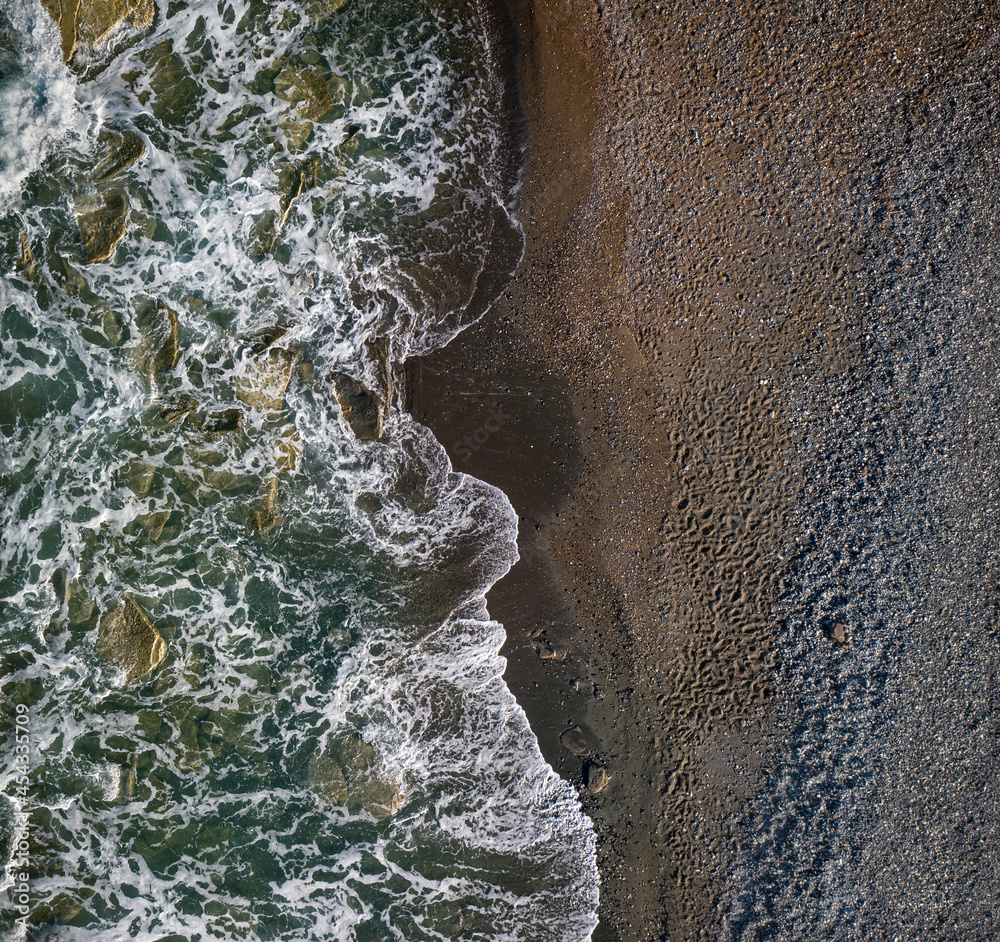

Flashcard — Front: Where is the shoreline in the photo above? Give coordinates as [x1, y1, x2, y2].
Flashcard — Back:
[411, 0, 1000, 938]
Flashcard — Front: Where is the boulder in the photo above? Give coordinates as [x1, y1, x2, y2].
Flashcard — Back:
[332, 374, 386, 441]
[41, 0, 155, 66]
[96, 598, 167, 683]
[92, 125, 146, 181]
[136, 302, 179, 381]
[76, 190, 128, 263]
[235, 345, 299, 413]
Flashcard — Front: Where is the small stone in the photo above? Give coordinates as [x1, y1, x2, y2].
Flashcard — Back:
[76, 190, 128, 263]
[584, 762, 609, 795]
[96, 598, 167, 683]
[559, 726, 591, 756]
[332, 373, 386, 441]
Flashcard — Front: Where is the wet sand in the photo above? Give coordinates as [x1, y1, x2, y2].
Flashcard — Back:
[410, 0, 1000, 938]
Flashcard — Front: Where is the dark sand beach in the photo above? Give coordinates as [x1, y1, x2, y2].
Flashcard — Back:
[411, 0, 1000, 939]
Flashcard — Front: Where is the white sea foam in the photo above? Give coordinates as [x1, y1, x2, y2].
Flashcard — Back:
[0, 1, 89, 213]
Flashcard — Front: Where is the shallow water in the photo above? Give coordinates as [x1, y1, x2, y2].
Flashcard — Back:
[0, 0, 599, 938]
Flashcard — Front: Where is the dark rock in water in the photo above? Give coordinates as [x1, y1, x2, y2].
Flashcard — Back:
[92, 125, 146, 181]
[332, 374, 386, 441]
[76, 190, 128, 263]
[194, 408, 243, 434]
[247, 477, 279, 532]
[119, 458, 155, 496]
[42, 0, 155, 67]
[50, 568, 69, 606]
[96, 598, 167, 683]
[159, 394, 197, 424]
[584, 762, 609, 795]
[137, 302, 179, 381]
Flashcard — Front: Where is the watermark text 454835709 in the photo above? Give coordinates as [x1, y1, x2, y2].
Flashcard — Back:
[5, 703, 31, 927]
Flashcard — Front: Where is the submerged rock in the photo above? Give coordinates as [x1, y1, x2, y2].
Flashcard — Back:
[15, 231, 36, 279]
[136, 302, 179, 381]
[159, 394, 197, 424]
[119, 458, 156, 496]
[76, 190, 128, 263]
[331, 374, 386, 441]
[96, 598, 167, 683]
[247, 165, 311, 258]
[192, 408, 243, 434]
[275, 66, 334, 121]
[247, 477, 279, 532]
[272, 424, 302, 474]
[307, 733, 404, 819]
[50, 568, 69, 607]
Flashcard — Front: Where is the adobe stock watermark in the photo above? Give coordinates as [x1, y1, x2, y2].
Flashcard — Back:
[453, 402, 513, 464]
[6, 703, 31, 931]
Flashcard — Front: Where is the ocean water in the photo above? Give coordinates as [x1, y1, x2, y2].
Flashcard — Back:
[0, 0, 599, 939]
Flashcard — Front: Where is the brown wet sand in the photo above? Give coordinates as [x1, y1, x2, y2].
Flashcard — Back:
[409, 0, 1000, 938]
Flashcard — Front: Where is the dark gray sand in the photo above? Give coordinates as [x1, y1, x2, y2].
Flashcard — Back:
[411, 1, 1000, 939]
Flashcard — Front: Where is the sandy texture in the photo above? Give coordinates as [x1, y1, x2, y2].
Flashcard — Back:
[411, 1, 1000, 939]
